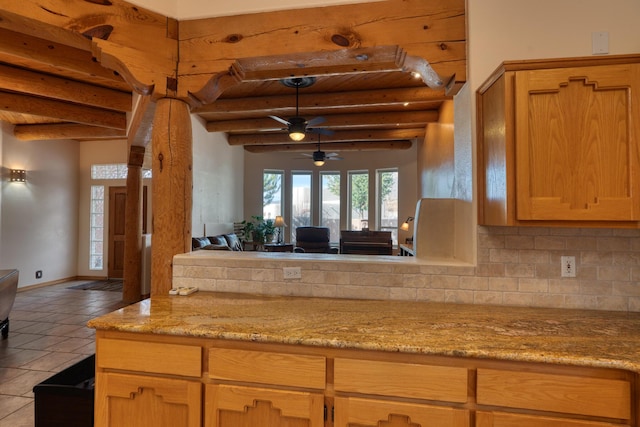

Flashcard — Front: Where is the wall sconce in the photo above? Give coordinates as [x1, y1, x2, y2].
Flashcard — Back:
[274, 215, 287, 243]
[10, 169, 26, 182]
[400, 216, 414, 231]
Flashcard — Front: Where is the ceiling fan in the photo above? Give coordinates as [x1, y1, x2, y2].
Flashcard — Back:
[269, 77, 328, 141]
[299, 133, 343, 166]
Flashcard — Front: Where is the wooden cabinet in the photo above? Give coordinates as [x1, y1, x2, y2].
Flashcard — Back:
[477, 54, 640, 227]
[476, 368, 632, 427]
[94, 337, 203, 427]
[94, 331, 636, 427]
[205, 348, 325, 427]
[334, 358, 470, 426]
[476, 411, 627, 427]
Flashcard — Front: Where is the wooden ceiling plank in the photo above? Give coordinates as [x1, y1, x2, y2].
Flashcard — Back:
[13, 123, 126, 141]
[193, 87, 449, 114]
[0, 92, 126, 129]
[205, 111, 439, 133]
[0, 28, 127, 89]
[228, 128, 426, 146]
[0, 1, 174, 61]
[0, 64, 131, 112]
[244, 140, 413, 153]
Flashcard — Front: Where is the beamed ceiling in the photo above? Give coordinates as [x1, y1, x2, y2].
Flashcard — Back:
[0, 0, 467, 154]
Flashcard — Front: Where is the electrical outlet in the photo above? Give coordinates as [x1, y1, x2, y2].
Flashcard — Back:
[283, 267, 302, 280]
[561, 256, 576, 278]
[35, 270, 43, 279]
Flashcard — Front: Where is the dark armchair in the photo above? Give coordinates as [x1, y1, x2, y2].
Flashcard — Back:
[294, 227, 339, 254]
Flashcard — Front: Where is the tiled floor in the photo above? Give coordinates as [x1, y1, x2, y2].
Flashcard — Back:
[0, 281, 128, 427]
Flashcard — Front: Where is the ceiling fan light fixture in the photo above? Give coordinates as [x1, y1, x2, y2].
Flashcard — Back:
[288, 117, 307, 141]
[289, 131, 305, 141]
[313, 159, 325, 167]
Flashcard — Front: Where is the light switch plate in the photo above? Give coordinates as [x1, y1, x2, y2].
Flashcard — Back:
[592, 31, 609, 55]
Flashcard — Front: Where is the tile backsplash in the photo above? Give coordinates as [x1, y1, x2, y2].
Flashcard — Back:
[174, 226, 640, 312]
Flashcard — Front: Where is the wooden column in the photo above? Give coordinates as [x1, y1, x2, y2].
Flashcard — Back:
[122, 145, 146, 303]
[150, 98, 193, 296]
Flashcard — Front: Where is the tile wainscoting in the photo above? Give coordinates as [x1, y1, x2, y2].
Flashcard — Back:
[174, 226, 640, 312]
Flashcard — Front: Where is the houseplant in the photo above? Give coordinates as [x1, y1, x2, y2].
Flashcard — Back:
[242, 216, 275, 244]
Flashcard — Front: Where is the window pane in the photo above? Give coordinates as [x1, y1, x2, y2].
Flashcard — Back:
[348, 171, 369, 230]
[291, 172, 312, 241]
[320, 172, 340, 242]
[263, 170, 283, 220]
[89, 185, 104, 270]
[378, 169, 399, 244]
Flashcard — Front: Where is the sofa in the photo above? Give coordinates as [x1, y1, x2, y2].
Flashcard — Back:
[1, 269, 18, 339]
[192, 233, 243, 251]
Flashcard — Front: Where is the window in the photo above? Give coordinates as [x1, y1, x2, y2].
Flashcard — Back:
[377, 169, 399, 244]
[291, 171, 312, 241]
[90, 185, 105, 270]
[91, 163, 152, 179]
[320, 172, 340, 242]
[348, 171, 369, 230]
[263, 170, 283, 220]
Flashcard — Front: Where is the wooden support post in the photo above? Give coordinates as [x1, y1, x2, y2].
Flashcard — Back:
[122, 145, 146, 303]
[150, 98, 193, 296]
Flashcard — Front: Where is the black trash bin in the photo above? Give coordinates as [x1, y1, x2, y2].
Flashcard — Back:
[33, 354, 95, 427]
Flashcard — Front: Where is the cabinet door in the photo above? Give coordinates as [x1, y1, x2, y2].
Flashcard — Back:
[334, 396, 470, 427]
[205, 384, 325, 427]
[95, 372, 201, 427]
[514, 63, 640, 221]
[476, 411, 629, 427]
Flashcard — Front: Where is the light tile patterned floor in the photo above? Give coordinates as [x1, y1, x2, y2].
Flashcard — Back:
[0, 281, 127, 427]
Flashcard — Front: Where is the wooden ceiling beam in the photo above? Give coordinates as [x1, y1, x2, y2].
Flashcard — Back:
[194, 87, 449, 115]
[0, 28, 127, 90]
[228, 128, 425, 146]
[13, 123, 126, 141]
[206, 111, 439, 133]
[0, 92, 126, 129]
[0, 64, 131, 112]
[244, 140, 413, 153]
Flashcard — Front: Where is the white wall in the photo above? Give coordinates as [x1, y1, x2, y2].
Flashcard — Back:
[1, 124, 79, 287]
[468, 0, 640, 92]
[191, 116, 244, 237]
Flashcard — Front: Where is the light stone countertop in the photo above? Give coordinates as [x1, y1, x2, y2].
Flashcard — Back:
[88, 291, 640, 373]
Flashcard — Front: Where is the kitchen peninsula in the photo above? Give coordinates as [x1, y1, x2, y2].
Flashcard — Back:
[89, 291, 640, 427]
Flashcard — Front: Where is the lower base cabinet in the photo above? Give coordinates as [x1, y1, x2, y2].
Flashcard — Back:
[476, 411, 629, 427]
[205, 384, 324, 427]
[94, 331, 636, 427]
[95, 372, 202, 427]
[335, 396, 470, 427]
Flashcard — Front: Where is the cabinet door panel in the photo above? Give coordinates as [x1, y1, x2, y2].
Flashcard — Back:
[335, 396, 470, 427]
[205, 384, 324, 427]
[515, 64, 640, 221]
[476, 411, 629, 427]
[95, 372, 201, 427]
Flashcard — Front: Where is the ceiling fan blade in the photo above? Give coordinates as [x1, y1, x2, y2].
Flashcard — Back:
[300, 153, 313, 157]
[306, 116, 325, 126]
[326, 153, 340, 157]
[269, 115, 291, 126]
[327, 156, 343, 161]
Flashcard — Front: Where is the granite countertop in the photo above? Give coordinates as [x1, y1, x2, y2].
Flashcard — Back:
[88, 292, 640, 373]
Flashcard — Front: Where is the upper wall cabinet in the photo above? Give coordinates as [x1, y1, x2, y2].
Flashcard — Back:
[477, 54, 640, 227]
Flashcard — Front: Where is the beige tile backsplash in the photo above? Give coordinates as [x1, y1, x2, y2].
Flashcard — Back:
[174, 226, 640, 312]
